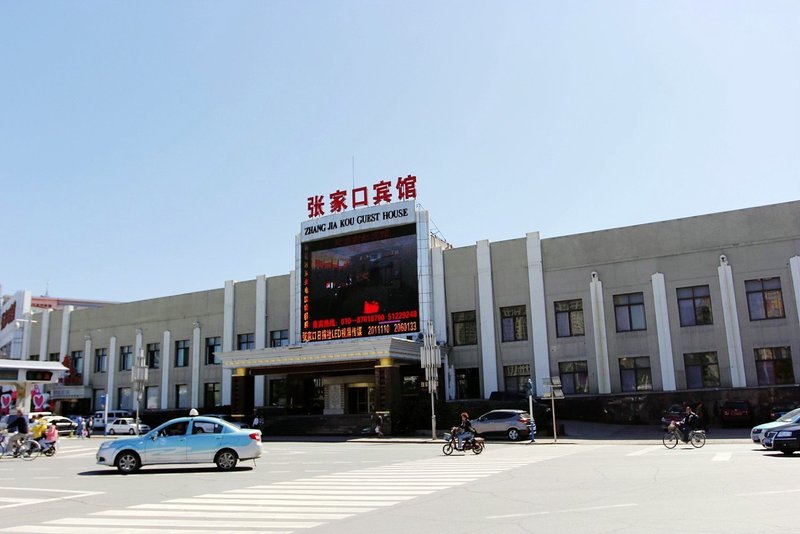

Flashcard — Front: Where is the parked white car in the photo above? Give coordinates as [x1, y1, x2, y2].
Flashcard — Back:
[107, 418, 150, 435]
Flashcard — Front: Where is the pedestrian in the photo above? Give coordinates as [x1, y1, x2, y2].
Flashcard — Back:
[86, 416, 94, 438]
[252, 411, 261, 430]
[529, 416, 537, 443]
[76, 416, 85, 439]
[374, 412, 384, 438]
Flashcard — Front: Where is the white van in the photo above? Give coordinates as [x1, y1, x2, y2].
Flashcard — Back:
[93, 410, 132, 429]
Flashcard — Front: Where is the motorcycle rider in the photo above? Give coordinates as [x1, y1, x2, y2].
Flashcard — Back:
[676, 405, 698, 442]
[455, 412, 475, 451]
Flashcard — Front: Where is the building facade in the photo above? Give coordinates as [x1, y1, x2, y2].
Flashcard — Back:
[2, 200, 799, 424]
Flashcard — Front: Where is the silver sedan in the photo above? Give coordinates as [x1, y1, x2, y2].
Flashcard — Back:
[96, 416, 262, 473]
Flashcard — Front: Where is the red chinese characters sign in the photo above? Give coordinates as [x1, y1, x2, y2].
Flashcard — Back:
[307, 175, 417, 219]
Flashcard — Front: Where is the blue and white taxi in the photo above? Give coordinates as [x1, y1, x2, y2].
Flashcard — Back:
[96, 416, 262, 473]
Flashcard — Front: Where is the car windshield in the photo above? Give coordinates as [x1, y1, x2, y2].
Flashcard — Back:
[778, 408, 800, 422]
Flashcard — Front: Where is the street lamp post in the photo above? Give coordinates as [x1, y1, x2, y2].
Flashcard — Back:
[131, 348, 148, 436]
[420, 321, 441, 440]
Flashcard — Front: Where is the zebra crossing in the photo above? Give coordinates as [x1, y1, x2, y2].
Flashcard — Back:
[1, 453, 549, 533]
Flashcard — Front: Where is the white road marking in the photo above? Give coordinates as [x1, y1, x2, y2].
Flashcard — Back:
[736, 488, 800, 497]
[48, 517, 324, 529]
[627, 445, 663, 456]
[488, 502, 639, 519]
[712, 452, 732, 461]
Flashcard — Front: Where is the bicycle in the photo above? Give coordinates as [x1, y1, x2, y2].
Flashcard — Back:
[0, 433, 42, 460]
[663, 422, 706, 449]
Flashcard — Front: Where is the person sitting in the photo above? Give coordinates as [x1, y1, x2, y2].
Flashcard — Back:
[31, 416, 47, 443]
[41, 422, 59, 452]
[455, 412, 475, 451]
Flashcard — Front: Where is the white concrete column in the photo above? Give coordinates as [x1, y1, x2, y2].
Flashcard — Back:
[417, 210, 434, 329]
[526, 232, 550, 397]
[790, 256, 800, 330]
[432, 247, 447, 344]
[476, 240, 499, 398]
[160, 330, 171, 408]
[82, 335, 92, 387]
[589, 272, 611, 394]
[59, 305, 73, 360]
[254, 275, 268, 407]
[191, 321, 201, 409]
[38, 309, 51, 360]
[651, 273, 676, 391]
[107, 335, 117, 410]
[221, 280, 235, 406]
[718, 255, 746, 387]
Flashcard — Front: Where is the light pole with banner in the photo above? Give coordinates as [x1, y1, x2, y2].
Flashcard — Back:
[420, 321, 441, 439]
[131, 348, 149, 436]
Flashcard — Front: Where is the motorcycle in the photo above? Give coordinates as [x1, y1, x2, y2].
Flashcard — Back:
[38, 439, 57, 457]
[442, 428, 485, 455]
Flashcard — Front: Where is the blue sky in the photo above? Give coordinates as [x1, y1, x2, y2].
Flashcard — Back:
[2, 2, 798, 303]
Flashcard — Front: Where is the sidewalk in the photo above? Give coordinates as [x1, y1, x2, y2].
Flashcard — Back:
[335, 420, 753, 445]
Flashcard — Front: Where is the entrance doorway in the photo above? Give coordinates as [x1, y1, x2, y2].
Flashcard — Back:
[347, 385, 374, 414]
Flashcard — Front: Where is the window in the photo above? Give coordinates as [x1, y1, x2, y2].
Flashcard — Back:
[29, 354, 40, 361]
[205, 337, 221, 365]
[746, 278, 785, 320]
[146, 343, 160, 369]
[684, 352, 720, 389]
[677, 285, 713, 326]
[614, 292, 646, 332]
[619, 357, 652, 392]
[269, 378, 287, 406]
[175, 340, 189, 367]
[237, 333, 255, 350]
[558, 361, 589, 394]
[755, 347, 794, 385]
[70, 350, 84, 375]
[95, 348, 108, 373]
[452, 311, 478, 346]
[503, 364, 531, 393]
[93, 389, 106, 411]
[270, 330, 289, 348]
[500, 306, 528, 342]
[555, 299, 585, 337]
[455, 368, 480, 399]
[118, 387, 133, 410]
[402, 375, 420, 396]
[48, 352, 59, 362]
[145, 386, 159, 410]
[204, 382, 221, 408]
[119, 345, 133, 371]
[175, 384, 189, 409]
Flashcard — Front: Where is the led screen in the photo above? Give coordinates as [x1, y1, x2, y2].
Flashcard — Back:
[301, 223, 419, 342]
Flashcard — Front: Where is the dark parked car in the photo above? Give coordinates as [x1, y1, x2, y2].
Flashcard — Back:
[762, 423, 800, 455]
[767, 402, 797, 421]
[720, 400, 753, 427]
[660, 404, 685, 429]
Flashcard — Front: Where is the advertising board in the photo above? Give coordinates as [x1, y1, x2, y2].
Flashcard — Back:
[301, 222, 420, 342]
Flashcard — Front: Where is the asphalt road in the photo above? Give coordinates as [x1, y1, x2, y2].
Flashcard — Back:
[0, 432, 793, 533]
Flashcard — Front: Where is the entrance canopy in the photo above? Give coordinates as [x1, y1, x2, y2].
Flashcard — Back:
[219, 337, 422, 371]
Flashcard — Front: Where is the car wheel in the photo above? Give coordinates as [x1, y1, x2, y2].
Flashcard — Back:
[507, 428, 520, 441]
[115, 451, 141, 474]
[128, 429, 135, 435]
[108, 429, 115, 435]
[215, 449, 238, 471]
